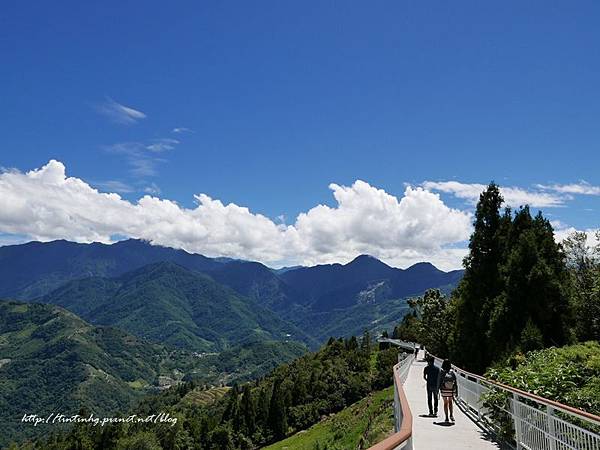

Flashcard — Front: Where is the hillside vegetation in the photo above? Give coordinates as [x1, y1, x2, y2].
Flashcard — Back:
[486, 342, 600, 417]
[40, 262, 312, 351]
[0, 301, 306, 447]
[17, 335, 401, 450]
[264, 386, 395, 450]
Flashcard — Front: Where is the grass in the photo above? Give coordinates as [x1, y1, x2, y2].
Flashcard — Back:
[264, 386, 395, 450]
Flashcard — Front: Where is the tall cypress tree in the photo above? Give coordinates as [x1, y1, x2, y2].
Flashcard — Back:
[452, 183, 505, 373]
[240, 384, 257, 438]
[268, 381, 287, 440]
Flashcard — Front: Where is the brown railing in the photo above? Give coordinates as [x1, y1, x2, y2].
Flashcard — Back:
[368, 353, 413, 450]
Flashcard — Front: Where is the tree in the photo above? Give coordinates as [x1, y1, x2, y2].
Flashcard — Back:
[373, 348, 399, 389]
[268, 381, 288, 440]
[563, 231, 600, 341]
[414, 289, 451, 356]
[392, 312, 421, 343]
[240, 384, 257, 437]
[452, 184, 573, 372]
[378, 330, 390, 350]
[360, 330, 372, 356]
[453, 183, 505, 372]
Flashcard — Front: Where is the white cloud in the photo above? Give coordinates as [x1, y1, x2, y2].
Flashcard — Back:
[553, 225, 600, 249]
[0, 161, 474, 270]
[104, 139, 177, 178]
[96, 98, 147, 125]
[144, 183, 161, 195]
[537, 182, 600, 196]
[172, 127, 194, 134]
[94, 180, 134, 194]
[146, 139, 179, 153]
[423, 181, 566, 208]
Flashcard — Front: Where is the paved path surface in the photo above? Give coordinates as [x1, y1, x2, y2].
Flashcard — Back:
[405, 351, 500, 450]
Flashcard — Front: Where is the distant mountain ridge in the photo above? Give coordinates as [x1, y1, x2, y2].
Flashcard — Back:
[0, 239, 464, 342]
[280, 254, 463, 312]
[0, 239, 223, 300]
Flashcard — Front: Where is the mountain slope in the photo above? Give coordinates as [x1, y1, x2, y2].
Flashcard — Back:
[281, 255, 463, 312]
[40, 262, 313, 351]
[0, 300, 308, 447]
[0, 239, 224, 300]
[0, 300, 196, 446]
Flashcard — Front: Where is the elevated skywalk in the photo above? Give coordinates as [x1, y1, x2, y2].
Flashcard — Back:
[404, 351, 499, 449]
[370, 347, 600, 450]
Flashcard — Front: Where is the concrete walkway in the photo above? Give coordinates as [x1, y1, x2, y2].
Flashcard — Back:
[405, 351, 500, 450]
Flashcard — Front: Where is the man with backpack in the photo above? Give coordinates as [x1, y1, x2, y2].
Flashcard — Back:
[423, 356, 440, 416]
[438, 359, 458, 423]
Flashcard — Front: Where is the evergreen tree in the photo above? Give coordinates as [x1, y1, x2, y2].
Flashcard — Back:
[378, 330, 390, 350]
[360, 330, 372, 356]
[563, 231, 600, 341]
[240, 384, 257, 438]
[268, 381, 288, 440]
[452, 183, 505, 372]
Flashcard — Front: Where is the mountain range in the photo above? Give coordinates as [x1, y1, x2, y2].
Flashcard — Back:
[0, 239, 463, 343]
[0, 238, 463, 446]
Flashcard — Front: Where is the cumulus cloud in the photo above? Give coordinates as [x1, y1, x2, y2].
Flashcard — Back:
[553, 225, 600, 251]
[0, 161, 474, 270]
[423, 181, 566, 208]
[96, 98, 147, 125]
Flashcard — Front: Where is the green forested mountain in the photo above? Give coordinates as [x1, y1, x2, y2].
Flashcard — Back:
[39, 262, 314, 351]
[0, 300, 307, 448]
[0, 239, 224, 300]
[0, 239, 463, 344]
[16, 335, 400, 450]
[0, 300, 197, 446]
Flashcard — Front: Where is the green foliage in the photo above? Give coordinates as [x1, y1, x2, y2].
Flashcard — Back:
[264, 386, 395, 450]
[563, 231, 600, 342]
[0, 301, 306, 447]
[41, 262, 311, 352]
[486, 342, 600, 415]
[21, 337, 398, 450]
[482, 342, 600, 441]
[452, 184, 573, 372]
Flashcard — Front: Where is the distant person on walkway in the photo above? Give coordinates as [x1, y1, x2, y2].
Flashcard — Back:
[439, 359, 458, 423]
[414, 346, 419, 359]
[423, 356, 440, 416]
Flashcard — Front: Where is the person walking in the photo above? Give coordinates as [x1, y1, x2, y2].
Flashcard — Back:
[423, 356, 440, 416]
[414, 346, 419, 359]
[438, 359, 458, 423]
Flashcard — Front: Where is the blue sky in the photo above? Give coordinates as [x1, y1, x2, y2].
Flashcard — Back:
[1, 2, 599, 268]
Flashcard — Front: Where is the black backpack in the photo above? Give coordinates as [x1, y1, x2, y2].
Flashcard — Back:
[442, 370, 456, 390]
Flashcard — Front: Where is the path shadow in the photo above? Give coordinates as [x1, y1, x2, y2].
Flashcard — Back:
[433, 421, 455, 427]
[454, 397, 502, 448]
[418, 414, 437, 418]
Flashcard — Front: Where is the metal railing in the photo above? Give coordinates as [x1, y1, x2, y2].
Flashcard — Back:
[368, 351, 414, 450]
[431, 355, 600, 450]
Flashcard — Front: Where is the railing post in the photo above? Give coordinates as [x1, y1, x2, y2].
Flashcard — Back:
[512, 393, 522, 450]
[394, 379, 399, 433]
[547, 405, 556, 450]
[476, 378, 481, 421]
